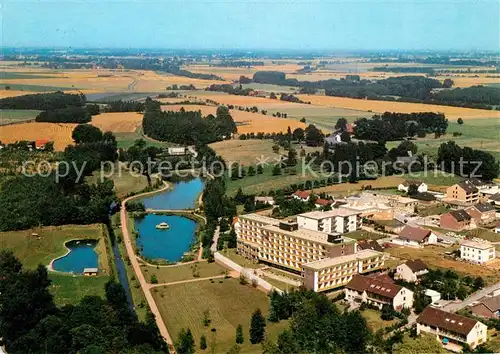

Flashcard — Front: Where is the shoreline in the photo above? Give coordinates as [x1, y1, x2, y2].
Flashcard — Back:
[47, 238, 99, 274]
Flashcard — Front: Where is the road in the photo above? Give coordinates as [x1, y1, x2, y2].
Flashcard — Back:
[121, 186, 174, 348]
[442, 282, 500, 312]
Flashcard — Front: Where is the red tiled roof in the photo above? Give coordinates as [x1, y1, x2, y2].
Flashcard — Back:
[35, 139, 51, 148]
[294, 190, 312, 199]
[398, 225, 431, 242]
[346, 274, 403, 299]
[315, 198, 334, 206]
[417, 306, 480, 336]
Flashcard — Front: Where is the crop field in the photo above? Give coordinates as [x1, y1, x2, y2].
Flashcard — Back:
[387, 245, 500, 282]
[0, 121, 76, 150]
[153, 278, 289, 354]
[188, 92, 293, 106]
[210, 139, 281, 166]
[0, 109, 41, 125]
[161, 104, 306, 134]
[183, 63, 303, 81]
[90, 112, 143, 132]
[313, 176, 405, 196]
[297, 94, 500, 120]
[0, 224, 108, 270]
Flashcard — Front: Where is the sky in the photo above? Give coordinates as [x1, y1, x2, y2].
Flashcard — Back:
[2, 0, 499, 51]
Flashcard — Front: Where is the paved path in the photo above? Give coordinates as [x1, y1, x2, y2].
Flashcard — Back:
[121, 186, 174, 348]
[146, 208, 195, 213]
[149, 274, 229, 289]
[442, 282, 500, 312]
[257, 269, 301, 287]
[137, 256, 206, 268]
[210, 225, 220, 253]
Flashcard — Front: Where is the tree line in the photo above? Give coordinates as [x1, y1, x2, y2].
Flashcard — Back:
[0, 250, 168, 353]
[353, 112, 448, 141]
[0, 91, 85, 110]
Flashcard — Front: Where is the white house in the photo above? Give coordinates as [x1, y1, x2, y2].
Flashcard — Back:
[293, 190, 312, 202]
[393, 225, 438, 248]
[395, 259, 428, 283]
[255, 196, 275, 205]
[460, 241, 496, 264]
[297, 209, 361, 234]
[345, 274, 414, 310]
[167, 147, 187, 156]
[398, 180, 428, 194]
[416, 306, 487, 349]
[495, 221, 500, 234]
[424, 289, 441, 304]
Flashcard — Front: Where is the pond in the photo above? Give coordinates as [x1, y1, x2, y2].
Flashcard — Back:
[134, 214, 198, 262]
[52, 240, 99, 274]
[142, 177, 204, 210]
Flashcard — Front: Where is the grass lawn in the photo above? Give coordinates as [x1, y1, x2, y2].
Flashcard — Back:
[402, 170, 464, 187]
[466, 228, 500, 242]
[153, 278, 289, 354]
[114, 127, 177, 150]
[219, 248, 264, 269]
[0, 224, 109, 272]
[261, 276, 298, 292]
[0, 83, 76, 92]
[49, 273, 110, 306]
[0, 109, 41, 125]
[86, 162, 153, 199]
[360, 308, 397, 332]
[386, 245, 500, 282]
[142, 261, 228, 284]
[344, 230, 387, 241]
[416, 204, 451, 217]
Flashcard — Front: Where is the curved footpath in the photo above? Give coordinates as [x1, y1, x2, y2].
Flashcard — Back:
[120, 184, 174, 349]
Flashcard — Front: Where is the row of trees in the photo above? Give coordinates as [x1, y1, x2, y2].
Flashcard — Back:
[0, 250, 167, 353]
[103, 100, 145, 112]
[35, 106, 92, 123]
[0, 91, 85, 110]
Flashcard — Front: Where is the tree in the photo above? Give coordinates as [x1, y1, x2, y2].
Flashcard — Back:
[335, 117, 348, 131]
[292, 127, 304, 142]
[236, 324, 244, 344]
[443, 78, 454, 88]
[72, 124, 104, 144]
[176, 328, 195, 354]
[249, 309, 266, 344]
[202, 310, 211, 327]
[305, 124, 323, 146]
[340, 131, 351, 142]
[407, 184, 418, 196]
[272, 164, 282, 176]
[457, 117, 464, 125]
[473, 276, 485, 291]
[228, 228, 237, 249]
[200, 335, 207, 350]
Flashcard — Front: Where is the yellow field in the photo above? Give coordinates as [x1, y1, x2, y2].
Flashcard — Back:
[438, 75, 500, 88]
[161, 104, 306, 134]
[0, 122, 76, 150]
[193, 93, 290, 106]
[0, 89, 102, 99]
[183, 63, 303, 81]
[298, 94, 500, 120]
[90, 112, 143, 133]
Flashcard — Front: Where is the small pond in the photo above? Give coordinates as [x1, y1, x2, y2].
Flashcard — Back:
[142, 177, 204, 210]
[134, 214, 197, 262]
[52, 240, 99, 274]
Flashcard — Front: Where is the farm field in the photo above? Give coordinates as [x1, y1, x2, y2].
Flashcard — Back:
[0, 223, 110, 272]
[386, 245, 500, 283]
[152, 278, 289, 354]
[313, 176, 405, 196]
[141, 261, 227, 284]
[49, 273, 110, 306]
[161, 104, 306, 134]
[0, 109, 41, 125]
[297, 94, 500, 120]
[90, 112, 143, 132]
[210, 139, 281, 166]
[0, 121, 76, 150]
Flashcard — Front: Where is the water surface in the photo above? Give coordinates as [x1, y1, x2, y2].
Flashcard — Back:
[53, 240, 99, 274]
[142, 177, 204, 210]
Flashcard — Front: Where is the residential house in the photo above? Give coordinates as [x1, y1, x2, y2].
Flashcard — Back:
[357, 240, 384, 253]
[297, 209, 361, 234]
[440, 209, 472, 231]
[446, 181, 479, 205]
[466, 203, 496, 225]
[398, 180, 428, 194]
[488, 193, 500, 207]
[167, 147, 187, 156]
[393, 226, 437, 247]
[425, 289, 441, 304]
[324, 133, 345, 146]
[395, 259, 428, 283]
[479, 186, 500, 202]
[344, 274, 414, 310]
[389, 196, 418, 214]
[35, 139, 51, 150]
[416, 306, 487, 349]
[410, 192, 437, 205]
[470, 295, 500, 319]
[496, 221, 500, 234]
[255, 196, 275, 206]
[467, 178, 490, 191]
[315, 198, 335, 209]
[341, 202, 394, 221]
[293, 190, 312, 202]
[460, 241, 496, 264]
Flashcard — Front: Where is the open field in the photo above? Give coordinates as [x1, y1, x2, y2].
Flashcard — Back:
[402, 170, 464, 187]
[210, 139, 280, 166]
[314, 176, 405, 196]
[153, 278, 289, 353]
[49, 273, 110, 306]
[386, 245, 500, 282]
[141, 261, 227, 284]
[297, 94, 500, 120]
[0, 223, 109, 272]
[183, 63, 302, 81]
[344, 230, 387, 241]
[466, 228, 500, 243]
[360, 308, 397, 332]
[0, 109, 41, 125]
[0, 121, 76, 150]
[161, 104, 306, 134]
[90, 112, 143, 132]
